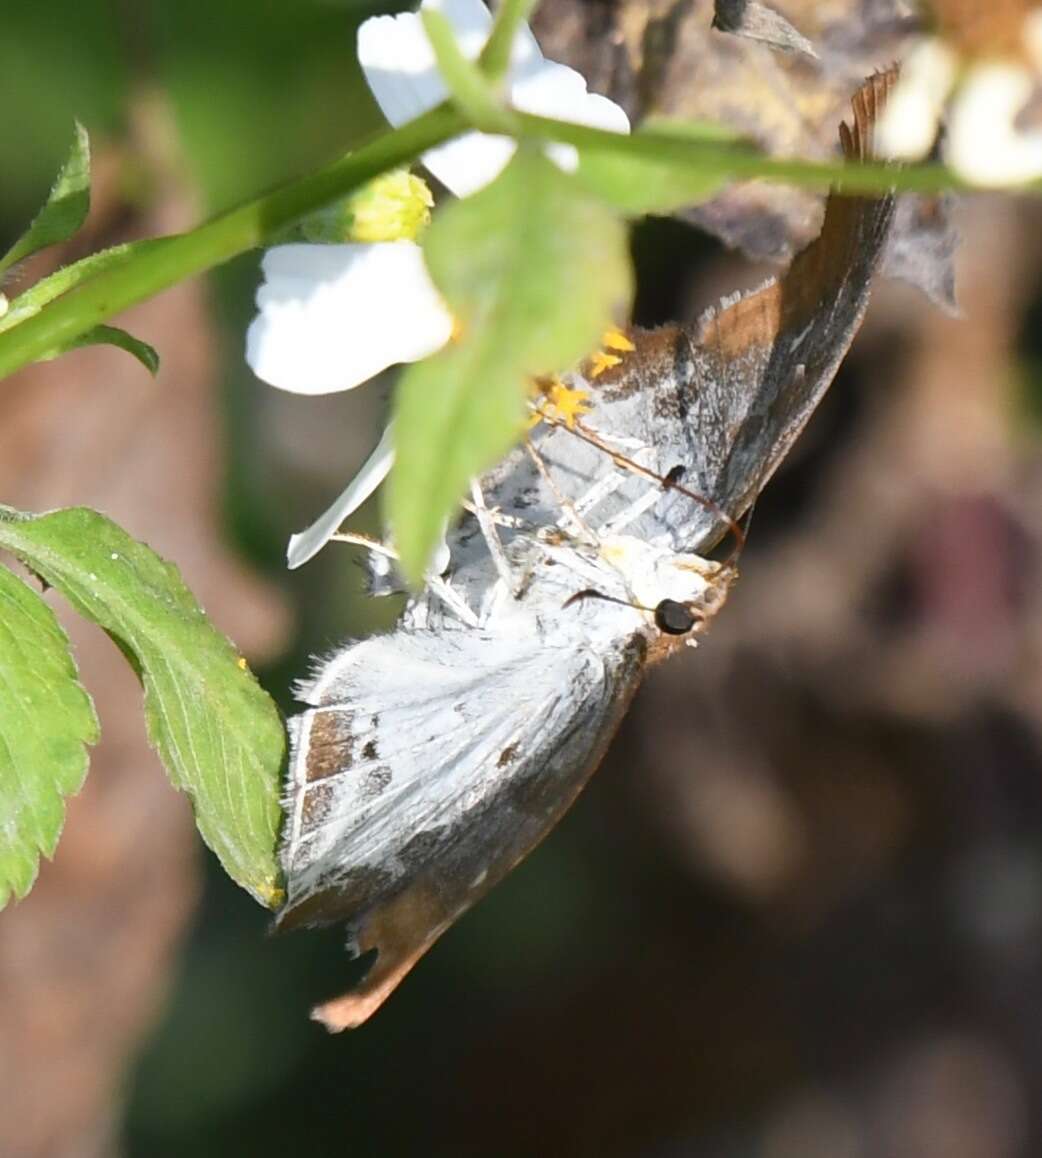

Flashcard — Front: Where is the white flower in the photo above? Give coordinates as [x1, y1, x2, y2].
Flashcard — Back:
[878, 12, 1042, 188]
[359, 0, 630, 195]
[285, 424, 395, 569]
[947, 62, 1042, 187]
[877, 39, 959, 162]
[248, 0, 629, 569]
[247, 242, 453, 396]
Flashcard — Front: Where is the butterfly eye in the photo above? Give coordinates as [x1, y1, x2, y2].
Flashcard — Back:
[654, 599, 696, 635]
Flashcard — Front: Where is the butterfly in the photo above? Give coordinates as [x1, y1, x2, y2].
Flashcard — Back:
[278, 72, 897, 1030]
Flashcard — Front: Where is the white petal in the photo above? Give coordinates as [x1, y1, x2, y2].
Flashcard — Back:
[286, 425, 396, 569]
[246, 242, 453, 395]
[418, 132, 517, 197]
[876, 38, 957, 161]
[512, 60, 630, 174]
[431, 528, 451, 574]
[359, 0, 514, 195]
[948, 63, 1042, 187]
[512, 60, 629, 132]
[357, 0, 628, 196]
[358, 0, 494, 126]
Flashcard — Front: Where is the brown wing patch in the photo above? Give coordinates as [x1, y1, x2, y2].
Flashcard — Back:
[587, 322, 689, 403]
[304, 710, 352, 783]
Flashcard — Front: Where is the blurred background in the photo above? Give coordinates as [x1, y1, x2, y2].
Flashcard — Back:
[4, 0, 1042, 1155]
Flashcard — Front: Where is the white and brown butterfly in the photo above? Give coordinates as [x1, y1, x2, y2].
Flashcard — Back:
[279, 73, 897, 1029]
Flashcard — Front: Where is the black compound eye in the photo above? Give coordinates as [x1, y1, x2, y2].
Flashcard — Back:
[654, 599, 696, 635]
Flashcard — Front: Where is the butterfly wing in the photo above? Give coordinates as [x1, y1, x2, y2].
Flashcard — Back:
[281, 73, 898, 1028]
[480, 72, 897, 556]
[661, 69, 898, 546]
[279, 624, 646, 1029]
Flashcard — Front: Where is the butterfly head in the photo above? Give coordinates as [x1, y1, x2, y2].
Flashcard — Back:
[572, 533, 735, 657]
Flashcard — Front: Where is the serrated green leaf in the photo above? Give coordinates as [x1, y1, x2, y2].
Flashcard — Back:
[0, 507, 285, 907]
[388, 147, 632, 581]
[0, 239, 161, 336]
[56, 324, 160, 375]
[577, 120, 745, 215]
[0, 565, 98, 908]
[0, 123, 91, 277]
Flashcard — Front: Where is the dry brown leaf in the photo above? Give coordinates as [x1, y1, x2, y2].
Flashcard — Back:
[535, 0, 957, 308]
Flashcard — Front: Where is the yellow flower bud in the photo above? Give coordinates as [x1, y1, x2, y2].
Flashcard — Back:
[298, 169, 434, 245]
[348, 170, 434, 242]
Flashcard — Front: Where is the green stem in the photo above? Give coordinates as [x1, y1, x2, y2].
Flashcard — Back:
[0, 97, 995, 383]
[0, 104, 465, 382]
[516, 112, 970, 196]
[479, 0, 540, 79]
[424, 9, 520, 134]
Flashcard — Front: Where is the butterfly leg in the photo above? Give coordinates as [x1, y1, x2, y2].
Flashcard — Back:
[459, 500, 530, 531]
[523, 437, 598, 545]
[329, 531, 480, 627]
[469, 478, 518, 597]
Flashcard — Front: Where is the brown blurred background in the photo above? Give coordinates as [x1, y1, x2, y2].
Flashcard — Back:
[4, 1, 1042, 1155]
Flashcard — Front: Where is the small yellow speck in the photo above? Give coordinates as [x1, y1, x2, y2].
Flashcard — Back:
[237, 656, 248, 670]
[546, 381, 592, 428]
[258, 882, 286, 908]
[348, 170, 433, 242]
[528, 376, 592, 430]
[602, 327, 635, 353]
[589, 351, 622, 378]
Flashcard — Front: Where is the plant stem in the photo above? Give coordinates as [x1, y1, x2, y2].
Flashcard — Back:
[0, 104, 466, 382]
[0, 97, 1001, 383]
[425, 9, 520, 134]
[480, 0, 540, 79]
[516, 112, 970, 196]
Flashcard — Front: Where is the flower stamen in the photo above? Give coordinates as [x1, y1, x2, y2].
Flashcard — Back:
[601, 326, 635, 353]
[586, 327, 635, 378]
[529, 376, 592, 429]
[589, 351, 623, 378]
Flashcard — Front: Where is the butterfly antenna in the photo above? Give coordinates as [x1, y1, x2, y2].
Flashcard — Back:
[562, 588, 643, 616]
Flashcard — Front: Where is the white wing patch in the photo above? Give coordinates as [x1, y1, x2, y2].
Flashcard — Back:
[283, 624, 636, 906]
[286, 630, 579, 878]
[279, 623, 645, 1029]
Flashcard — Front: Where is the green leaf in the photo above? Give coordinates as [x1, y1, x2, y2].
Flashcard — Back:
[422, 8, 518, 135]
[57, 324, 160, 375]
[577, 120, 745, 215]
[0, 123, 91, 277]
[0, 241, 161, 373]
[0, 507, 285, 907]
[388, 147, 632, 581]
[0, 239, 161, 336]
[0, 565, 98, 908]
